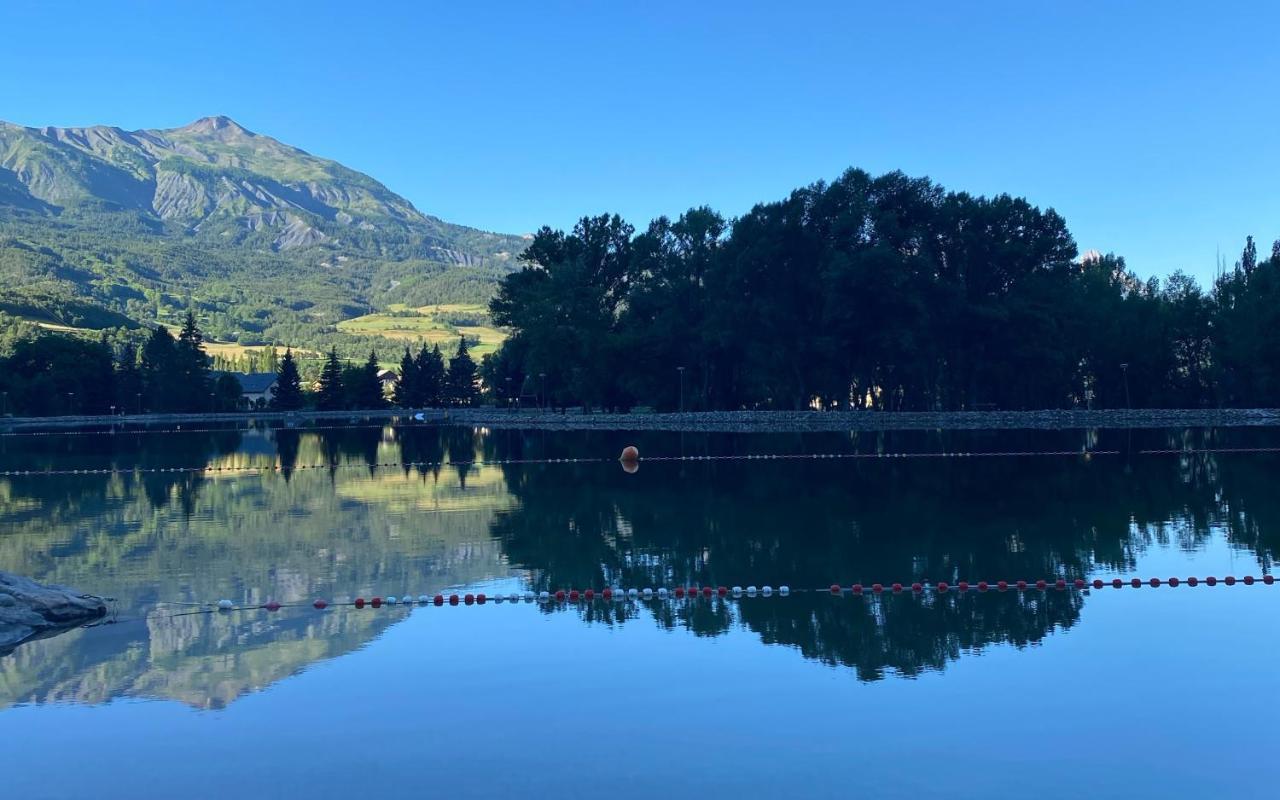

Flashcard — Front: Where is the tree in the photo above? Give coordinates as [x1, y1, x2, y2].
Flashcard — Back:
[174, 311, 212, 411]
[114, 342, 143, 414]
[351, 350, 386, 409]
[1242, 235, 1258, 276]
[213, 373, 243, 411]
[445, 336, 479, 406]
[393, 347, 417, 407]
[270, 348, 305, 410]
[140, 326, 177, 412]
[316, 348, 346, 411]
[416, 343, 445, 406]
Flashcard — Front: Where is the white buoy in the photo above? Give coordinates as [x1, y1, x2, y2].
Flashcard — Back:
[627, 588, 639, 598]
[779, 585, 790, 595]
[761, 585, 773, 596]
[746, 585, 758, 596]
[509, 593, 520, 602]
[386, 596, 398, 605]
[418, 595, 430, 604]
[216, 599, 233, 611]
[642, 588, 654, 599]
[732, 586, 743, 596]
[658, 588, 669, 598]
[538, 591, 550, 603]
[524, 592, 535, 602]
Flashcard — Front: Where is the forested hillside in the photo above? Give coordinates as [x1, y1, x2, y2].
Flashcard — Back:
[0, 116, 526, 354]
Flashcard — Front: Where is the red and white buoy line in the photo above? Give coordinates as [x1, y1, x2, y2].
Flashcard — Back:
[164, 574, 1277, 617]
[12, 446, 1280, 479]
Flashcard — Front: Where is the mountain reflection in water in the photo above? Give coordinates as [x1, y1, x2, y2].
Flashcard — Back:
[1, 424, 1277, 707]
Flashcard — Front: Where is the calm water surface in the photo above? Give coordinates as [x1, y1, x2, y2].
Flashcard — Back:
[1, 424, 1277, 798]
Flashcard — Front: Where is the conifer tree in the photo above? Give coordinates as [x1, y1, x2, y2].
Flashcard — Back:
[270, 348, 305, 410]
[353, 350, 386, 409]
[393, 347, 417, 407]
[114, 342, 143, 414]
[416, 343, 446, 406]
[140, 326, 177, 412]
[446, 336, 479, 406]
[175, 311, 212, 410]
[316, 348, 346, 411]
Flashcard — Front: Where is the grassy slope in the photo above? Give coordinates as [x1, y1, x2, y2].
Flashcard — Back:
[335, 303, 507, 358]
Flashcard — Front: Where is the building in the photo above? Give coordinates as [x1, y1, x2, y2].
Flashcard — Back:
[215, 372, 278, 409]
[376, 368, 398, 399]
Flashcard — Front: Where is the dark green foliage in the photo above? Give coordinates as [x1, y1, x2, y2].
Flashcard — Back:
[0, 333, 116, 415]
[315, 348, 346, 411]
[445, 336, 478, 406]
[490, 167, 1280, 410]
[349, 350, 386, 410]
[392, 347, 416, 407]
[140, 326, 177, 412]
[270, 349, 305, 411]
[416, 343, 445, 407]
[213, 373, 243, 412]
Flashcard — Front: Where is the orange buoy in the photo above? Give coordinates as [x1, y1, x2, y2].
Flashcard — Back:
[620, 445, 639, 462]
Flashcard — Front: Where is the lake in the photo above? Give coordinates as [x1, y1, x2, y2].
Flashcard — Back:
[1, 423, 1277, 798]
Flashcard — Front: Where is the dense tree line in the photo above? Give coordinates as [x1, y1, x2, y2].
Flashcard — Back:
[391, 336, 478, 408]
[488, 168, 1280, 411]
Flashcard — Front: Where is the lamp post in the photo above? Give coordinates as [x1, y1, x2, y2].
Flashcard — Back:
[539, 372, 547, 411]
[677, 366, 686, 412]
[505, 377, 513, 411]
[1120, 363, 1131, 409]
[66, 392, 75, 416]
[136, 393, 142, 415]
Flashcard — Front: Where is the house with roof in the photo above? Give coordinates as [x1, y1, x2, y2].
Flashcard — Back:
[215, 372, 279, 409]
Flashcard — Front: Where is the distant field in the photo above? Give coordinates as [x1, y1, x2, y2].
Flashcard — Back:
[336, 303, 507, 358]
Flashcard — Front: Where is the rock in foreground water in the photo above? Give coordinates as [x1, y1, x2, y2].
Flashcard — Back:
[0, 572, 106, 656]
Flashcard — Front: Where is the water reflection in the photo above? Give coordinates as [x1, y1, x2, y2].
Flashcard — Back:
[1, 424, 1277, 707]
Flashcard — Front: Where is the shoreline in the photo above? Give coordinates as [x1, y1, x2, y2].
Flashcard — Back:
[5, 407, 1280, 433]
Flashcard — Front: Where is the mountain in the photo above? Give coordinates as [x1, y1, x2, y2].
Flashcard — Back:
[0, 116, 528, 349]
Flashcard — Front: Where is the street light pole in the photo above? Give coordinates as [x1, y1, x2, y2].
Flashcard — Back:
[1120, 363, 1131, 409]
[539, 372, 547, 411]
[677, 366, 686, 412]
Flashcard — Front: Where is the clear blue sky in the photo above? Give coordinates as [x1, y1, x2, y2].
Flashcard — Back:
[2, 0, 1277, 284]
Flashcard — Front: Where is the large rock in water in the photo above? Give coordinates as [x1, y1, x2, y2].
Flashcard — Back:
[0, 572, 106, 656]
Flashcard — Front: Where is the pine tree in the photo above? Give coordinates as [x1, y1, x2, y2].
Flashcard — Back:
[1271, 239, 1280, 265]
[175, 311, 212, 411]
[393, 347, 417, 407]
[270, 348, 305, 410]
[316, 348, 346, 411]
[114, 342, 143, 414]
[353, 350, 386, 409]
[140, 326, 177, 412]
[416, 343, 445, 406]
[1242, 236, 1258, 275]
[446, 336, 479, 406]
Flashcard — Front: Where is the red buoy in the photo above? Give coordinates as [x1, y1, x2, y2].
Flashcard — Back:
[1016, 580, 1027, 590]
[977, 581, 989, 591]
[476, 593, 487, 604]
[1149, 578, 1161, 587]
[871, 583, 884, 593]
[313, 599, 328, 609]
[911, 582, 923, 592]
[265, 601, 281, 611]
[1265, 575, 1275, 585]
[1168, 578, 1180, 587]
[1131, 578, 1142, 588]
[673, 587, 685, 598]
[354, 597, 366, 608]
[892, 583, 903, 593]
[830, 584, 842, 595]
[1074, 579, 1085, 589]
[718, 586, 728, 597]
[937, 582, 949, 593]
[703, 587, 713, 597]
[1092, 579, 1103, 589]
[1187, 577, 1198, 586]
[1243, 576, 1255, 585]
[449, 594, 460, 605]
[1054, 579, 1066, 590]
[433, 594, 444, 605]
[603, 588, 613, 599]
[554, 590, 566, 601]
[464, 594, 475, 605]
[1205, 577, 1217, 586]
[568, 590, 579, 601]
[584, 589, 595, 600]
[371, 597, 383, 608]
[957, 581, 969, 592]
[852, 583, 864, 595]
[1112, 578, 1123, 588]
[1224, 576, 1236, 585]
[1035, 579, 1047, 590]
